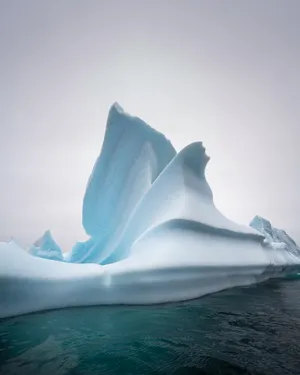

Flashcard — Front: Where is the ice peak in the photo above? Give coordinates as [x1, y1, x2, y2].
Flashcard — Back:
[176, 142, 210, 174]
[30, 231, 63, 261]
[111, 101, 124, 113]
[108, 102, 132, 122]
[250, 216, 300, 256]
[34, 230, 53, 247]
[251, 215, 268, 222]
[250, 215, 272, 227]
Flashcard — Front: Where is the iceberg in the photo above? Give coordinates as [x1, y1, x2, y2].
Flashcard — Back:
[1, 103, 300, 319]
[250, 216, 300, 257]
[28, 230, 64, 261]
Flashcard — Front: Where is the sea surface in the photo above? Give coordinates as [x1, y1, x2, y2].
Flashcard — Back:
[1, 280, 300, 375]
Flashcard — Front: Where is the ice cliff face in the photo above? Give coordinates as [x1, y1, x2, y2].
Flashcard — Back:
[0, 103, 300, 318]
[250, 216, 300, 256]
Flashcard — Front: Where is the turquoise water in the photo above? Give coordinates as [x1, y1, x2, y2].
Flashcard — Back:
[285, 273, 300, 279]
[1, 280, 300, 375]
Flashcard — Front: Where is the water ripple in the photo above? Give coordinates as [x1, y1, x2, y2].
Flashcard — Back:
[1, 280, 300, 375]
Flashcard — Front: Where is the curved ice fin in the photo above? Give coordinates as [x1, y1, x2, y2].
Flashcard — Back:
[102, 142, 263, 264]
[79, 103, 176, 262]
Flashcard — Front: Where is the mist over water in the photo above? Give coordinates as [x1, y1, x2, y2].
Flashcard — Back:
[1, 280, 300, 375]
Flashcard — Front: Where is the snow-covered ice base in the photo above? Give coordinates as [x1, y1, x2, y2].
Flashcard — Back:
[1, 103, 300, 318]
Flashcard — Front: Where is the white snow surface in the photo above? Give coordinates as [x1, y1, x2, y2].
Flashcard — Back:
[1, 103, 300, 318]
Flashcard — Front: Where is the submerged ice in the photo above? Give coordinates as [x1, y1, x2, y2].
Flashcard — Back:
[1, 103, 300, 318]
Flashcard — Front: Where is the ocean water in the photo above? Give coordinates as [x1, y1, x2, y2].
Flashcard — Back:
[1, 280, 300, 375]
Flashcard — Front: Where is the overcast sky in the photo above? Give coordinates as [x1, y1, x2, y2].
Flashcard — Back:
[1, 0, 299, 250]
